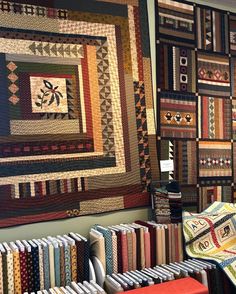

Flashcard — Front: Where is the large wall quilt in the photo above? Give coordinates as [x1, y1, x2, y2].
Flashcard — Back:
[156, 0, 236, 211]
[0, 0, 158, 227]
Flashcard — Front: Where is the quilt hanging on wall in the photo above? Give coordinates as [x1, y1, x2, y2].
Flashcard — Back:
[0, 0, 158, 227]
[156, 0, 236, 212]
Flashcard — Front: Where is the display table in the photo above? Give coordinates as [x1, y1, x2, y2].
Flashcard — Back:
[125, 278, 208, 294]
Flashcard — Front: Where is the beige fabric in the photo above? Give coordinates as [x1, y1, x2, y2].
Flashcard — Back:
[139, 228, 145, 269]
[132, 231, 137, 270]
[111, 232, 118, 274]
[49, 243, 55, 288]
[6, 251, 14, 294]
[13, 251, 21, 294]
[162, 227, 166, 264]
[38, 245, 45, 290]
[156, 227, 162, 265]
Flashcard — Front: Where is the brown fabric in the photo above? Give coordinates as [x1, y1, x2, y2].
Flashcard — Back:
[127, 231, 133, 271]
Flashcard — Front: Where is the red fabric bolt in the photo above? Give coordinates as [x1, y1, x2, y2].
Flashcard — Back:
[124, 278, 209, 294]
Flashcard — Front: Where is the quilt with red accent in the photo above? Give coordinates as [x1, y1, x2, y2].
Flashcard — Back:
[0, 0, 158, 227]
[156, 0, 236, 212]
[183, 202, 236, 286]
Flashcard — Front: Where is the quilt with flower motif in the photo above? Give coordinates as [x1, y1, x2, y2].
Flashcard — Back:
[0, 0, 158, 227]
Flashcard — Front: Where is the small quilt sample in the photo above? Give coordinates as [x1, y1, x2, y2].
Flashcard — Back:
[199, 186, 232, 211]
[230, 14, 236, 55]
[198, 96, 231, 140]
[158, 44, 196, 92]
[156, 0, 234, 211]
[183, 202, 236, 286]
[198, 141, 232, 181]
[233, 143, 236, 182]
[157, 0, 195, 47]
[160, 92, 196, 138]
[0, 0, 158, 227]
[197, 52, 230, 97]
[196, 7, 229, 54]
[160, 139, 197, 185]
[181, 186, 198, 211]
[230, 57, 236, 96]
[233, 100, 236, 139]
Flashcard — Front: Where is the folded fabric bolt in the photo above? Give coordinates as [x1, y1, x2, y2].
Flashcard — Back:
[152, 181, 183, 224]
[0, 233, 90, 293]
[90, 221, 183, 275]
[123, 277, 208, 294]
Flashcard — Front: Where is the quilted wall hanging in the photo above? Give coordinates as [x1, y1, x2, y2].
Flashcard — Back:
[0, 0, 159, 227]
[156, 0, 236, 212]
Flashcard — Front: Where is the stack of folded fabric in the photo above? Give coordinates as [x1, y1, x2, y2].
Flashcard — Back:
[103, 259, 231, 294]
[90, 221, 183, 275]
[24, 259, 233, 294]
[152, 181, 183, 224]
[0, 233, 89, 293]
[24, 281, 106, 294]
[152, 187, 171, 224]
[166, 182, 182, 223]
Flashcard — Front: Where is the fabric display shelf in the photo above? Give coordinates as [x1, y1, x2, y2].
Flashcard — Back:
[24, 277, 207, 294]
[0, 233, 90, 294]
[35, 259, 231, 294]
[27, 277, 208, 294]
[24, 281, 106, 294]
[90, 221, 184, 277]
[151, 181, 183, 224]
[102, 258, 235, 294]
[103, 259, 211, 293]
